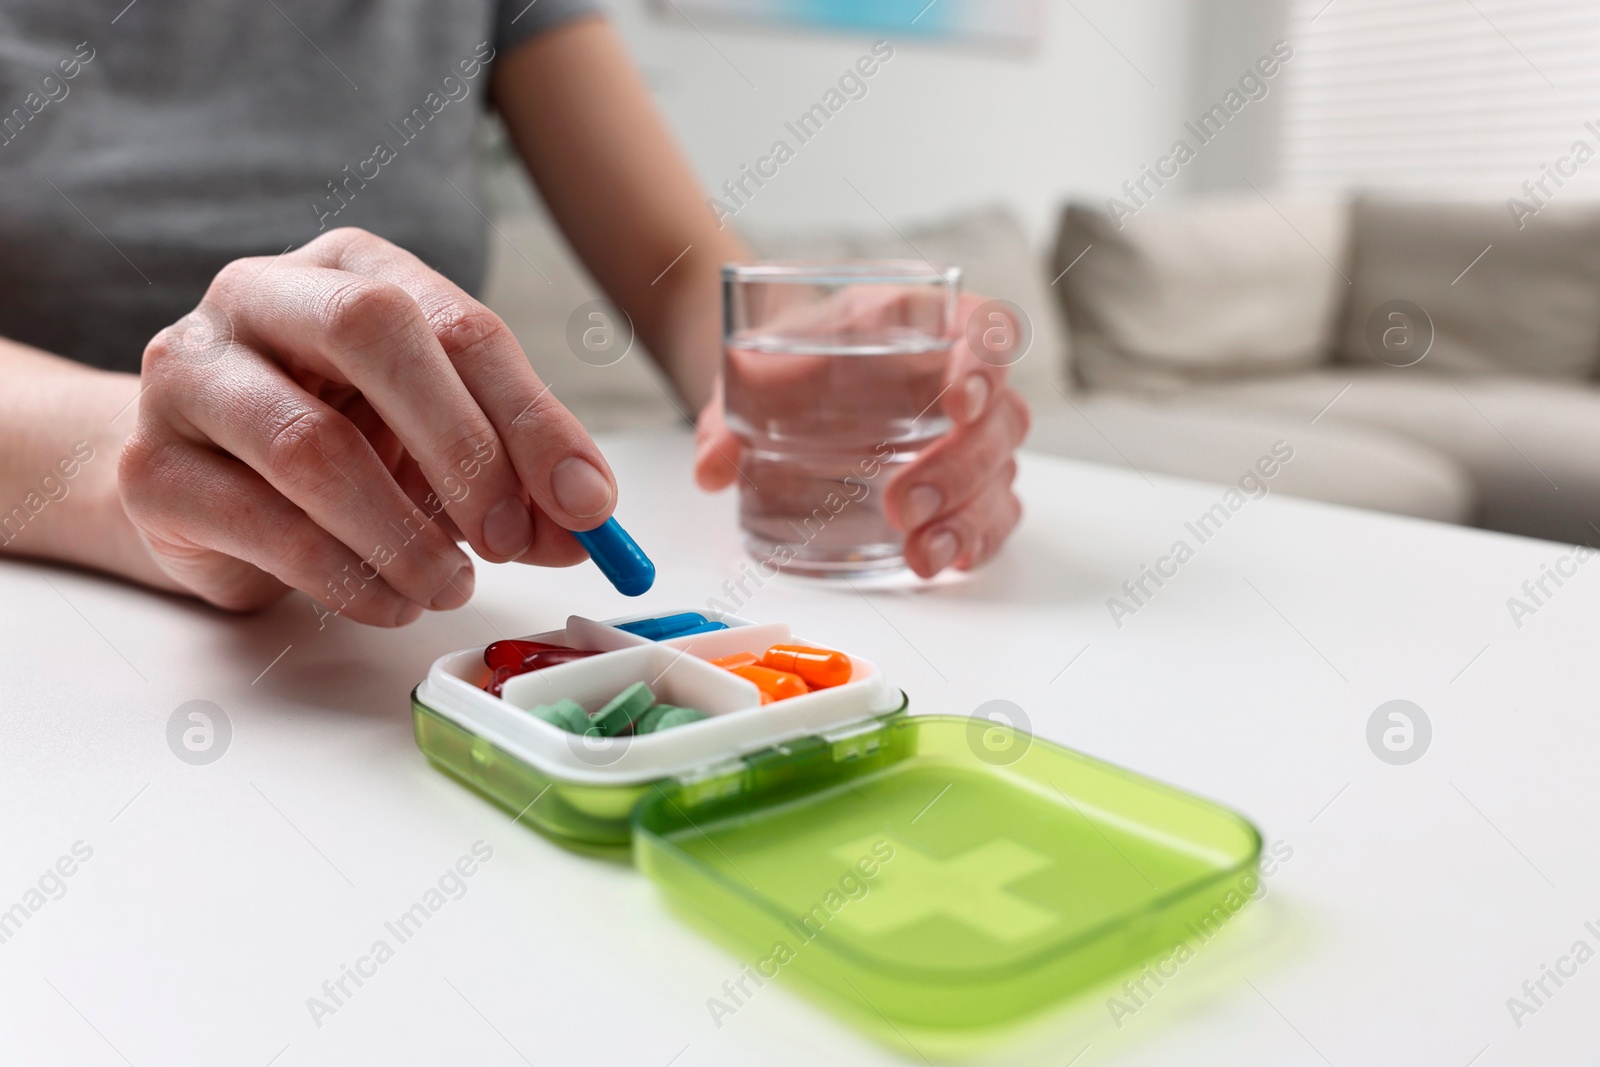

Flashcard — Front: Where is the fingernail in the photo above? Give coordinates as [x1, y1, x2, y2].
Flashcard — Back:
[963, 374, 990, 422]
[430, 563, 474, 610]
[551, 456, 615, 519]
[904, 485, 943, 528]
[483, 496, 533, 558]
[926, 530, 959, 574]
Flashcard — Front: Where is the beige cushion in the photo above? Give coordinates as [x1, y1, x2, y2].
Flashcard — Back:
[1052, 196, 1348, 390]
[1176, 370, 1600, 544]
[1339, 197, 1600, 379]
[1025, 395, 1474, 524]
[743, 206, 1071, 413]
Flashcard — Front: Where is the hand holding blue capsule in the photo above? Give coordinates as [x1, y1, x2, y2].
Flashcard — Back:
[573, 517, 655, 596]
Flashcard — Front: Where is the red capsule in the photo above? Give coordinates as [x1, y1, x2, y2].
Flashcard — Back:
[519, 649, 598, 671]
[486, 665, 518, 697]
[485, 639, 573, 672]
[483, 640, 600, 697]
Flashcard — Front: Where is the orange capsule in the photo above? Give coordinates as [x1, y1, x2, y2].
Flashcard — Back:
[731, 664, 810, 702]
[760, 644, 852, 689]
[710, 652, 759, 670]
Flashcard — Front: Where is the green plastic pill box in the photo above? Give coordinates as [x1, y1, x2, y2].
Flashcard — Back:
[412, 610, 1262, 1040]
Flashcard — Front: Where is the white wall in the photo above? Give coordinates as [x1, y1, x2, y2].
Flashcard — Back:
[1184, 0, 1290, 193]
[497, 0, 1203, 246]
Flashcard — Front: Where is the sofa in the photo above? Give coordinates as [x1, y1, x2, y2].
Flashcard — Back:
[478, 189, 1600, 546]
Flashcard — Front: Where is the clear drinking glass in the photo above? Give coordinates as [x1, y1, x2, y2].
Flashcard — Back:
[722, 261, 961, 578]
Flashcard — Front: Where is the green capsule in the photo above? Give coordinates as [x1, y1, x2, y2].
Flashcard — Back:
[532, 699, 591, 734]
[591, 682, 655, 737]
[650, 705, 706, 732]
[633, 704, 672, 735]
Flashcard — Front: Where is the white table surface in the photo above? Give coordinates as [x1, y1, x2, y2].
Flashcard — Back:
[2, 428, 1596, 1066]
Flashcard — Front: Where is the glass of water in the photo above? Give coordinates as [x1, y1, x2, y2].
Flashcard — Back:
[722, 261, 961, 578]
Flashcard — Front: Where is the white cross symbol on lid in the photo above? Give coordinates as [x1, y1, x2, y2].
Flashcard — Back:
[827, 835, 1057, 942]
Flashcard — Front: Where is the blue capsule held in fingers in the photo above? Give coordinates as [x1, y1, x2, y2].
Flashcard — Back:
[573, 517, 655, 597]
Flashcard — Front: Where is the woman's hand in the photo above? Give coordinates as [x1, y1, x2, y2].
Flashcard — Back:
[693, 290, 1029, 578]
[118, 227, 618, 626]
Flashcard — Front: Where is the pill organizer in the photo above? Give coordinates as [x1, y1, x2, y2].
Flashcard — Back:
[412, 609, 1263, 1040]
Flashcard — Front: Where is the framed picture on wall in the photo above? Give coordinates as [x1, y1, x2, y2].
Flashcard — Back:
[656, 0, 1042, 47]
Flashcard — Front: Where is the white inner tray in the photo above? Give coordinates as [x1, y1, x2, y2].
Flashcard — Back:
[414, 610, 900, 785]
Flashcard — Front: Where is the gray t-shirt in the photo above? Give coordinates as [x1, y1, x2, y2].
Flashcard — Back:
[0, 0, 599, 372]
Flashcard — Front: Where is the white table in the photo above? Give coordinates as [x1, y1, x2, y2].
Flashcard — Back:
[2, 429, 1596, 1066]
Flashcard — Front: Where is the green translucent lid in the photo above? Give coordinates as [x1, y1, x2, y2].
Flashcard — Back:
[632, 715, 1261, 1039]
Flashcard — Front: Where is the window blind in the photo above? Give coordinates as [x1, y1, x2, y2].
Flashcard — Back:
[1279, 0, 1600, 198]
